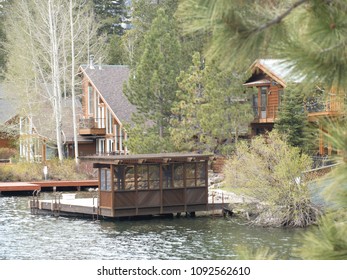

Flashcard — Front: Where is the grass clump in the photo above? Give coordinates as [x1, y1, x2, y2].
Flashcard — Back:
[0, 158, 95, 182]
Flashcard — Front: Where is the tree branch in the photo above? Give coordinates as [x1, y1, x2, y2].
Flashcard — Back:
[250, 0, 308, 34]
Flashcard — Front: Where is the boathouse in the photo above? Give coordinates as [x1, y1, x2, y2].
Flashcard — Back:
[81, 153, 212, 218]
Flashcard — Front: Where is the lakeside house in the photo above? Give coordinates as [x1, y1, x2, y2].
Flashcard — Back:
[78, 61, 136, 156]
[0, 61, 135, 162]
[244, 59, 345, 155]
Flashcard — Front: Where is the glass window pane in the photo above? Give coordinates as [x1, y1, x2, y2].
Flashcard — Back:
[162, 164, 173, 188]
[124, 166, 135, 190]
[148, 165, 160, 189]
[114, 166, 125, 191]
[173, 164, 184, 188]
[137, 165, 148, 190]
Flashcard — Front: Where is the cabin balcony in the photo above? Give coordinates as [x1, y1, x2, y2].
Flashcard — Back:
[251, 105, 279, 123]
[306, 97, 345, 122]
[79, 117, 106, 136]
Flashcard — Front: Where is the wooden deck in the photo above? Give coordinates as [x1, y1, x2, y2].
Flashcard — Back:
[0, 182, 41, 192]
[0, 180, 98, 193]
[29, 196, 231, 219]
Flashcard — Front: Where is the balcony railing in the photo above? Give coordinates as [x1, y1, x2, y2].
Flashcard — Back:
[79, 117, 106, 135]
[252, 105, 279, 123]
[305, 97, 344, 114]
[79, 117, 105, 129]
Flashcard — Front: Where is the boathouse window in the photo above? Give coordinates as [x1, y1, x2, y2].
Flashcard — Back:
[137, 165, 149, 189]
[148, 164, 160, 189]
[197, 162, 206, 187]
[162, 164, 173, 188]
[173, 163, 184, 188]
[114, 165, 125, 190]
[124, 165, 135, 190]
[100, 168, 111, 191]
[186, 163, 196, 187]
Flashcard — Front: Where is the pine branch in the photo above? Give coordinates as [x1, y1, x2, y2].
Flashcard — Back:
[249, 0, 308, 34]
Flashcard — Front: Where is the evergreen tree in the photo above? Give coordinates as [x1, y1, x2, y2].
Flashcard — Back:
[170, 52, 205, 152]
[171, 52, 253, 154]
[274, 84, 315, 154]
[93, 0, 129, 36]
[121, 0, 178, 68]
[177, 0, 347, 259]
[124, 7, 182, 152]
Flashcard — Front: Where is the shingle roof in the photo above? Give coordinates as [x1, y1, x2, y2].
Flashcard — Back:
[31, 97, 91, 143]
[246, 59, 304, 87]
[80, 65, 136, 125]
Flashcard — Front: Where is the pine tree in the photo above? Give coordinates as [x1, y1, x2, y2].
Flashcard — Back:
[124, 7, 182, 152]
[170, 52, 205, 152]
[93, 0, 128, 36]
[177, 0, 347, 259]
[274, 84, 315, 154]
[171, 52, 253, 154]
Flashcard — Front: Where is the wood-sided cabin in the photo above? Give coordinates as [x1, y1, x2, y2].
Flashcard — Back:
[243, 59, 296, 136]
[306, 86, 345, 155]
[244, 59, 345, 155]
[78, 61, 136, 156]
[81, 153, 212, 218]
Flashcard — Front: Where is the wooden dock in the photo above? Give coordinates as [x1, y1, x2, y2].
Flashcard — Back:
[29, 196, 232, 219]
[0, 182, 41, 192]
[0, 180, 98, 194]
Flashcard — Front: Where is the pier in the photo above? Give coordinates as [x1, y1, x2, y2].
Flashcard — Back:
[0, 180, 98, 194]
[29, 153, 234, 219]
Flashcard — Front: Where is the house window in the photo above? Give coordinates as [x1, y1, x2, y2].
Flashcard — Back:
[260, 87, 268, 118]
[252, 94, 258, 116]
[106, 109, 113, 134]
[100, 168, 111, 191]
[97, 139, 105, 155]
[107, 139, 114, 154]
[88, 86, 93, 115]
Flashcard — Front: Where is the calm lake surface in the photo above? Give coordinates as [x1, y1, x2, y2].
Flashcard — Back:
[0, 192, 306, 260]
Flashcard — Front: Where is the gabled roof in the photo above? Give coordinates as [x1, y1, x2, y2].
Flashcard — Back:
[79, 64, 136, 125]
[29, 98, 91, 144]
[244, 59, 304, 87]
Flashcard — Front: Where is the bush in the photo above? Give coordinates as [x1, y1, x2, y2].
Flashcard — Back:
[0, 158, 95, 181]
[0, 148, 17, 159]
[223, 130, 320, 227]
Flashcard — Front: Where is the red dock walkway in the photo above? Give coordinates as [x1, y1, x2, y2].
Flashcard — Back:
[0, 180, 98, 193]
[0, 182, 41, 192]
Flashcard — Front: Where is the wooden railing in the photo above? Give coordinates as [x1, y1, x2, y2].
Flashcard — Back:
[79, 117, 106, 135]
[79, 117, 105, 129]
[252, 105, 279, 122]
[305, 95, 344, 114]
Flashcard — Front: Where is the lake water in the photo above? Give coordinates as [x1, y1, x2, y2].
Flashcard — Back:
[0, 192, 305, 260]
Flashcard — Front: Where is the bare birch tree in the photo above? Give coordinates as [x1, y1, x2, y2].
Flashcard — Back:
[5, 0, 103, 162]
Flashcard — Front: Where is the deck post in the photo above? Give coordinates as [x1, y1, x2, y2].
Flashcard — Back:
[110, 164, 115, 217]
[183, 162, 187, 213]
[135, 164, 138, 216]
[205, 159, 209, 209]
[159, 163, 163, 214]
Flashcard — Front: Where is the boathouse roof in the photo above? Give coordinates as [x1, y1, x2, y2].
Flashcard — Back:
[80, 153, 213, 165]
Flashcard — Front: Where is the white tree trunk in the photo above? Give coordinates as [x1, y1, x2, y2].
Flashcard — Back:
[70, 0, 79, 164]
[48, 0, 64, 161]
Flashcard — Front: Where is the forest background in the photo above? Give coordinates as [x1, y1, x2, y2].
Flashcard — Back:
[0, 0, 346, 259]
